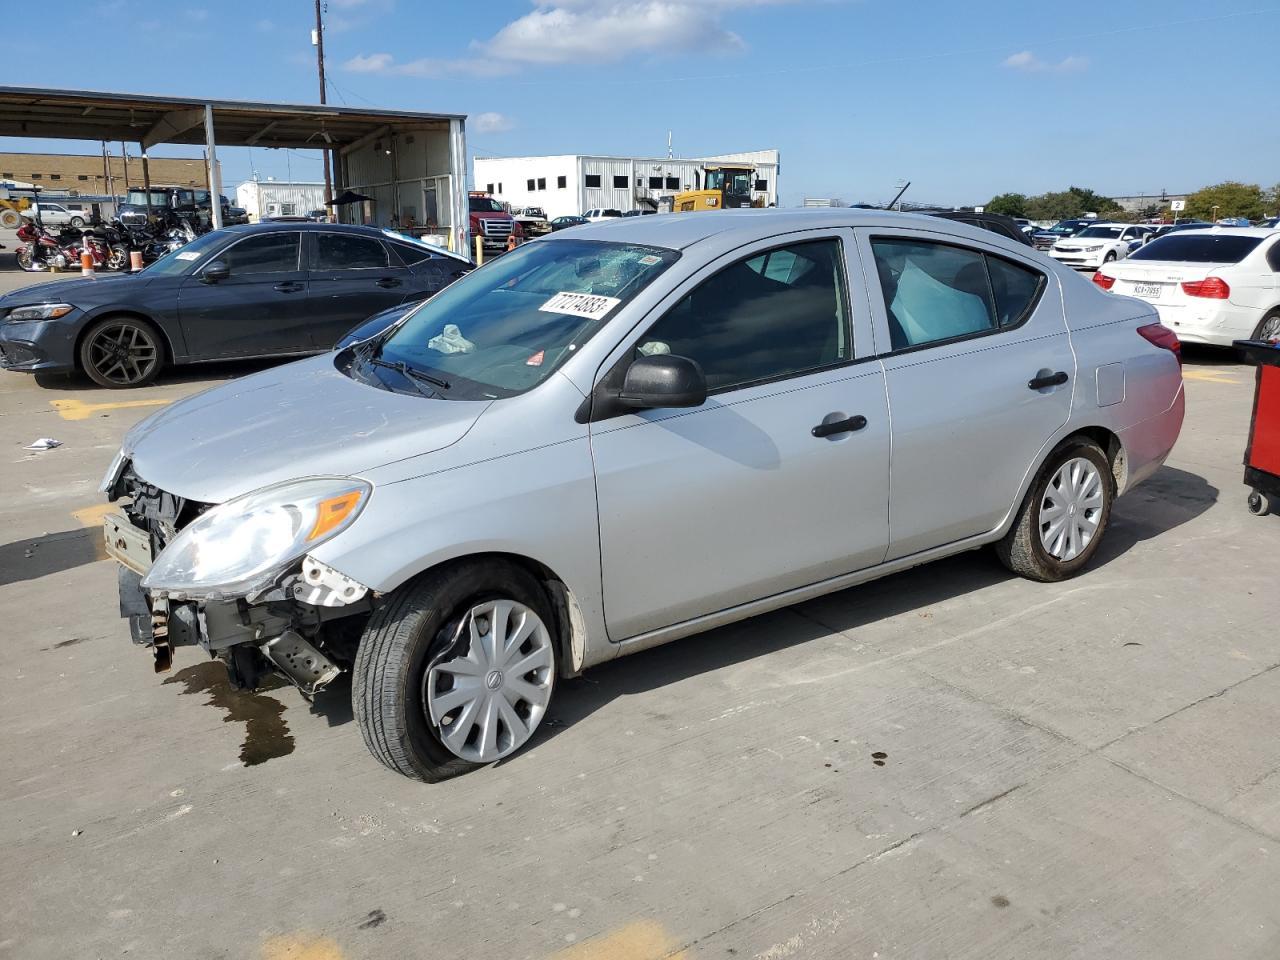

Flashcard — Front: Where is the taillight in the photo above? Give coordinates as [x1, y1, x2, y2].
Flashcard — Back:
[1092, 272, 1115, 290]
[1137, 322, 1181, 365]
[1181, 277, 1230, 299]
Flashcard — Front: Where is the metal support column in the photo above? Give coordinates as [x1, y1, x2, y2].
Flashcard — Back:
[390, 134, 401, 227]
[448, 117, 467, 254]
[203, 104, 223, 230]
[139, 146, 152, 221]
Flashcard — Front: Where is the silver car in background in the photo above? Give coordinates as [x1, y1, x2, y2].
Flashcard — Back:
[100, 210, 1185, 781]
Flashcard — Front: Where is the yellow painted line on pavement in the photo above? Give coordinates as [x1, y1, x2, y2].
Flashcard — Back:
[260, 935, 345, 960]
[50, 396, 170, 421]
[1182, 369, 1241, 384]
[71, 502, 116, 528]
[550, 920, 689, 960]
[71, 502, 114, 562]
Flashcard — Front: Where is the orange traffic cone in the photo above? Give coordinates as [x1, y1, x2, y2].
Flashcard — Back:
[81, 248, 95, 277]
[506, 234, 518, 253]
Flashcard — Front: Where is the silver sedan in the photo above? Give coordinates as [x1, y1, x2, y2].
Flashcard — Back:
[101, 209, 1185, 780]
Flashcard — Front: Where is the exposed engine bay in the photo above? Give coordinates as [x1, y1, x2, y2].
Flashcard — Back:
[105, 465, 373, 696]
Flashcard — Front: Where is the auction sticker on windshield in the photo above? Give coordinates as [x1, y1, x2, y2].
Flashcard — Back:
[539, 291, 621, 320]
[175, 251, 202, 261]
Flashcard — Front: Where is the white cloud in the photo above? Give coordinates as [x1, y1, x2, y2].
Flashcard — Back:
[343, 1, 800, 78]
[256, 18, 274, 31]
[1002, 50, 1088, 73]
[479, 1, 747, 65]
[342, 53, 516, 78]
[473, 112, 514, 134]
[343, 52, 395, 73]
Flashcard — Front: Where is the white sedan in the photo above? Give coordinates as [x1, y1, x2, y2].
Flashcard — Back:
[1093, 227, 1280, 345]
[1049, 223, 1152, 270]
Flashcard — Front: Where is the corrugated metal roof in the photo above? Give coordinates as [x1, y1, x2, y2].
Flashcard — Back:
[0, 86, 462, 149]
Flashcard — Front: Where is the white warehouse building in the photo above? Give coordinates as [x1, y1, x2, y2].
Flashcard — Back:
[473, 150, 779, 219]
[235, 179, 327, 222]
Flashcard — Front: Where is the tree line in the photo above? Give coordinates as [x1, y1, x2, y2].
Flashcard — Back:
[985, 182, 1280, 223]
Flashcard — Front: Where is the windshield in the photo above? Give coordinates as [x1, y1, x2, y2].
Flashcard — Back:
[1047, 221, 1086, 235]
[373, 239, 680, 399]
[1077, 226, 1125, 239]
[469, 196, 504, 213]
[1129, 234, 1262, 264]
[126, 190, 169, 207]
[139, 230, 226, 276]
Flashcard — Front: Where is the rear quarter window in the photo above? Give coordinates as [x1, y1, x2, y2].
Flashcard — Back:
[1131, 234, 1262, 263]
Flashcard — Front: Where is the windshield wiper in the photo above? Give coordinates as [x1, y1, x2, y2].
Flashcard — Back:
[365, 355, 451, 394]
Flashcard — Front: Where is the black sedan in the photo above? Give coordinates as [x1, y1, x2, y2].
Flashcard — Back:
[549, 215, 589, 232]
[0, 222, 471, 387]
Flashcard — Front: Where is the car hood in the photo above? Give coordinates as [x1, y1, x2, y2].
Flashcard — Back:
[124, 354, 490, 504]
[2, 273, 149, 305]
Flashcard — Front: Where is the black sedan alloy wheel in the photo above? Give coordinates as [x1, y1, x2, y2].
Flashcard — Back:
[79, 318, 162, 388]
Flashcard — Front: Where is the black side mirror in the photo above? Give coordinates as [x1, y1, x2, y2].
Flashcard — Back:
[202, 260, 230, 283]
[618, 354, 707, 409]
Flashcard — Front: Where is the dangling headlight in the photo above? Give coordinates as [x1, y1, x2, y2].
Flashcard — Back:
[141, 477, 371, 600]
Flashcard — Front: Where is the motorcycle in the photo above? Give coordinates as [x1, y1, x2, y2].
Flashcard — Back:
[15, 221, 112, 273]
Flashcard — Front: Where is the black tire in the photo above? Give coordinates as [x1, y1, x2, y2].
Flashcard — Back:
[996, 439, 1115, 582]
[106, 243, 130, 272]
[15, 247, 39, 272]
[352, 558, 558, 782]
[1103, 251, 1117, 263]
[1253, 311, 1280, 343]
[1247, 490, 1273, 517]
[78, 316, 164, 388]
[69, 216, 85, 229]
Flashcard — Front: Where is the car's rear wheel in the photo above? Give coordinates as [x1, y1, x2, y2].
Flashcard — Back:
[353, 559, 558, 781]
[79, 316, 164, 388]
[1253, 311, 1280, 343]
[996, 439, 1114, 582]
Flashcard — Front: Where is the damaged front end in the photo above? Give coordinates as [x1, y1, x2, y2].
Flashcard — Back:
[103, 462, 374, 696]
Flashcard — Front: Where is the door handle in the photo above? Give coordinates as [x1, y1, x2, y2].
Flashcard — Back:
[375, 277, 402, 288]
[1028, 371, 1069, 390]
[811, 414, 867, 438]
[273, 281, 304, 293]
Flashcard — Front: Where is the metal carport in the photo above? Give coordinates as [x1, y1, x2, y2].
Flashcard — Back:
[0, 86, 468, 251]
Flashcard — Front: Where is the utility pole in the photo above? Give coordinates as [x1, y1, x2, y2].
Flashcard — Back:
[314, 0, 333, 217]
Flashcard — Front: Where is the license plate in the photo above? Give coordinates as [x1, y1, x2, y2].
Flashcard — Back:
[1132, 283, 1163, 298]
[103, 513, 153, 575]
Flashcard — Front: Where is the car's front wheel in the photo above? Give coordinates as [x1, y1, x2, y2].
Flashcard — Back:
[79, 316, 164, 388]
[996, 439, 1115, 582]
[69, 216, 85, 229]
[353, 559, 559, 781]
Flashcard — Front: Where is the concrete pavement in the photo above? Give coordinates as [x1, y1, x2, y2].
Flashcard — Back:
[0, 268, 1278, 958]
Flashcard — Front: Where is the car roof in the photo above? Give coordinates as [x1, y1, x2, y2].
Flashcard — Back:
[220, 221, 402, 240]
[1152, 226, 1279, 237]
[549, 208, 1021, 251]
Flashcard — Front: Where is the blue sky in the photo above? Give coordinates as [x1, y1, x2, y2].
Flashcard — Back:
[2, 0, 1275, 205]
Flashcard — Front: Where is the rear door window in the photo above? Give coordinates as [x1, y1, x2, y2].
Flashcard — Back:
[315, 233, 389, 270]
[1131, 235, 1262, 263]
[870, 239, 997, 349]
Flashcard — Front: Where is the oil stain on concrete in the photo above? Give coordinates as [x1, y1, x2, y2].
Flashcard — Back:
[163, 660, 294, 766]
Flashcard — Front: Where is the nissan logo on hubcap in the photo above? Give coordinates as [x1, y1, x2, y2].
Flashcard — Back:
[485, 670, 504, 690]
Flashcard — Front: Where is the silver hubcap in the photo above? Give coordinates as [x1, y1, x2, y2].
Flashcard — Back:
[1039, 457, 1105, 561]
[88, 323, 158, 385]
[1261, 315, 1280, 340]
[425, 599, 554, 763]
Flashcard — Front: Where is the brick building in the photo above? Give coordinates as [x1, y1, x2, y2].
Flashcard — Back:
[0, 151, 216, 195]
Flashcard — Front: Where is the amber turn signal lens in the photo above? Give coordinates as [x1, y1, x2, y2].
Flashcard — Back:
[307, 490, 365, 542]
